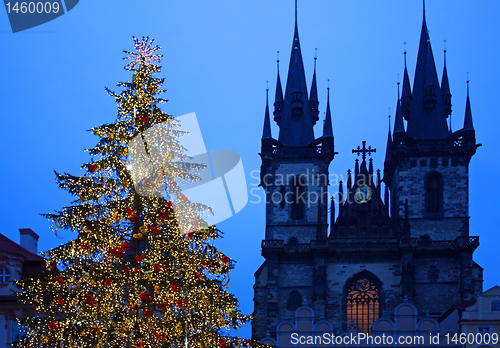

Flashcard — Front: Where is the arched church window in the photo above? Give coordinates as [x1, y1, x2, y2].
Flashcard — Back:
[290, 176, 306, 220]
[426, 172, 442, 213]
[288, 291, 302, 311]
[346, 278, 380, 334]
[287, 237, 298, 245]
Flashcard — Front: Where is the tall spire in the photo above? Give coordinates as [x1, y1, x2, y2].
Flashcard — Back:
[323, 84, 333, 138]
[263, 86, 272, 139]
[310, 50, 319, 123]
[273, 52, 284, 124]
[441, 41, 452, 117]
[406, 1, 449, 139]
[277, 0, 315, 146]
[463, 78, 474, 131]
[385, 113, 393, 162]
[401, 47, 412, 119]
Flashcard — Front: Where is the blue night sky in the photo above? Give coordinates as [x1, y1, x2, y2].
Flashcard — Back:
[1, 0, 499, 338]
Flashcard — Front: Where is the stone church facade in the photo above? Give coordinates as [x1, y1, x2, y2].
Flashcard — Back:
[252, 3, 482, 344]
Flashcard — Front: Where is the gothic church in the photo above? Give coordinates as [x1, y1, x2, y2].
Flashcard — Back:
[252, 2, 482, 343]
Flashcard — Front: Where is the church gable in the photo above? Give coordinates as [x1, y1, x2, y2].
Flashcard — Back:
[333, 142, 394, 239]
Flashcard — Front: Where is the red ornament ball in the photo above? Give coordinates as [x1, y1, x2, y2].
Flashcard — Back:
[121, 241, 131, 252]
[140, 291, 150, 301]
[48, 321, 57, 331]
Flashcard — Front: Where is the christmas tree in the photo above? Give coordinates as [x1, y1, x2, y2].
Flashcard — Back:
[16, 37, 260, 348]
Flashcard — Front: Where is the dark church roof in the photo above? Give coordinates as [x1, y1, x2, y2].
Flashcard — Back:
[386, 1, 476, 163]
[263, 1, 333, 148]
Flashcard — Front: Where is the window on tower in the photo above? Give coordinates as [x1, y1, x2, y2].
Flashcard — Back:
[290, 176, 306, 220]
[426, 172, 443, 214]
[346, 277, 380, 334]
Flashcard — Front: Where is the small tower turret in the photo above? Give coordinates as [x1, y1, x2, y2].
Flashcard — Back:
[401, 50, 412, 120]
[273, 55, 284, 125]
[463, 79, 474, 131]
[310, 52, 319, 123]
[441, 43, 452, 117]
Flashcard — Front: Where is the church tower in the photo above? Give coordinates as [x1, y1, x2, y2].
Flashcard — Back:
[253, 1, 335, 339]
[253, 2, 482, 343]
[384, 2, 481, 310]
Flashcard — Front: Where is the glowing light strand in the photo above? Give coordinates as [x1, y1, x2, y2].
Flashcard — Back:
[123, 36, 162, 71]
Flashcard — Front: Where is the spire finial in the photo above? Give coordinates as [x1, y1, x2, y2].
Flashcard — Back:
[467, 72, 470, 98]
[314, 48, 317, 70]
[388, 112, 391, 133]
[266, 80, 269, 91]
[295, 0, 298, 28]
[444, 40, 447, 66]
[327, 78, 330, 90]
[277, 50, 280, 69]
[403, 42, 407, 67]
[423, 0, 426, 20]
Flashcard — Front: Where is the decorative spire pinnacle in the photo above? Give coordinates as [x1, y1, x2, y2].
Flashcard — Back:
[376, 169, 381, 196]
[394, 79, 405, 135]
[463, 75, 474, 131]
[338, 180, 343, 215]
[441, 40, 452, 117]
[423, 0, 426, 21]
[385, 112, 393, 162]
[273, 51, 284, 125]
[310, 49, 319, 122]
[263, 84, 272, 139]
[323, 83, 333, 138]
[401, 44, 412, 120]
